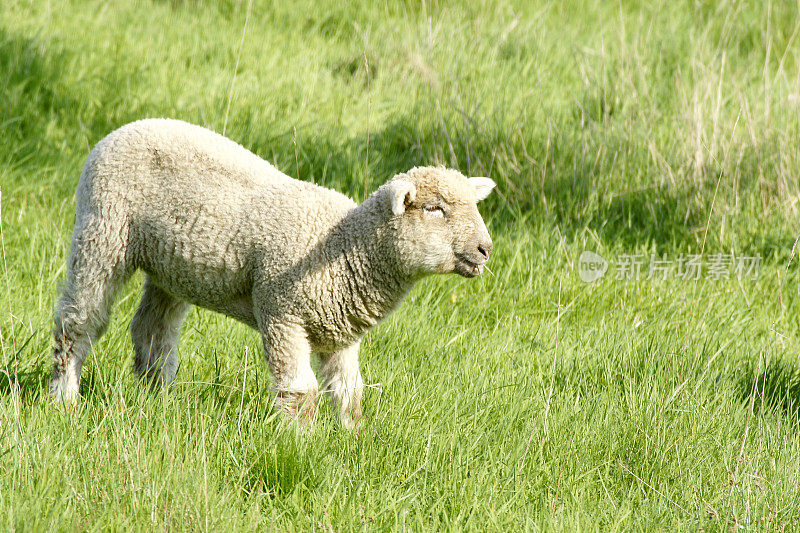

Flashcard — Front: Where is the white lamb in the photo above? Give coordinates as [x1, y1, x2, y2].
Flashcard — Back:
[51, 119, 494, 427]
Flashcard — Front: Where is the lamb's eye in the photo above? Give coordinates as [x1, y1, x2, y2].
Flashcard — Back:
[423, 205, 445, 218]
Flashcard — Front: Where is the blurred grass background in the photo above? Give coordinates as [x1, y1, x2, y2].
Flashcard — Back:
[2, 0, 800, 529]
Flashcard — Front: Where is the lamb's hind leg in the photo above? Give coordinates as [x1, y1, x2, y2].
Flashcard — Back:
[131, 277, 190, 390]
[320, 342, 364, 429]
[52, 223, 130, 403]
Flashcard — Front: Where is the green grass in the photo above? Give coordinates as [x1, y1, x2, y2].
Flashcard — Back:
[2, 0, 800, 529]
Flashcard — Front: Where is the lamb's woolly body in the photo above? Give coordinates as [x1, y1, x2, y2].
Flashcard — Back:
[52, 119, 494, 427]
[88, 120, 413, 341]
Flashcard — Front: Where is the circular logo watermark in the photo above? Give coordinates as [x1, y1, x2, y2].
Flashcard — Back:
[579, 251, 609, 283]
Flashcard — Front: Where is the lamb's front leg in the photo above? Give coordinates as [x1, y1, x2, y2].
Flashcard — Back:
[259, 317, 319, 425]
[320, 342, 364, 429]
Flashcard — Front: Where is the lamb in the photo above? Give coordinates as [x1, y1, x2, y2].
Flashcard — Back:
[51, 118, 495, 427]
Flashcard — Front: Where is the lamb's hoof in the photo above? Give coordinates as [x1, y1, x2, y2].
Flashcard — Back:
[341, 407, 362, 431]
[50, 379, 80, 405]
[276, 390, 318, 427]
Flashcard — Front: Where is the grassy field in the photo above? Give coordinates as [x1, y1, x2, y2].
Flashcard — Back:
[2, 0, 800, 529]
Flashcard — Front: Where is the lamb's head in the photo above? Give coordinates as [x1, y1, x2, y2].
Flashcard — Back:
[380, 166, 495, 278]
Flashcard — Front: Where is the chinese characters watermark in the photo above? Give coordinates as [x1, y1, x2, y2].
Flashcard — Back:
[578, 251, 761, 283]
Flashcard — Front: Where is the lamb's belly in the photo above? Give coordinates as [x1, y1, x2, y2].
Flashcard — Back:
[145, 265, 256, 327]
[133, 226, 256, 326]
[201, 293, 256, 328]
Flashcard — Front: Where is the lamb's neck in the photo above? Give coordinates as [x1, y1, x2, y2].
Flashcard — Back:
[340, 204, 418, 325]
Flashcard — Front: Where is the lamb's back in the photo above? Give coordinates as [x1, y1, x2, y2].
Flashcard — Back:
[79, 119, 357, 312]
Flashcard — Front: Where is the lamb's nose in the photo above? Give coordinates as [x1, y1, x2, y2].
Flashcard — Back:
[478, 243, 491, 260]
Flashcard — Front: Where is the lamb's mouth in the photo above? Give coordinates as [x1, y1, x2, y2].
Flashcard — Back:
[455, 256, 485, 277]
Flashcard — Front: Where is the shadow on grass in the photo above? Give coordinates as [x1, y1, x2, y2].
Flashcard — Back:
[239, 438, 321, 498]
[738, 357, 800, 421]
[0, 367, 49, 400]
[0, 362, 115, 403]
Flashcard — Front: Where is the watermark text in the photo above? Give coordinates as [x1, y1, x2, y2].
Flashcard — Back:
[579, 251, 761, 283]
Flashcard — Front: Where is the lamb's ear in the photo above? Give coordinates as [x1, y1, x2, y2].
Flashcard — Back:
[386, 179, 417, 215]
[469, 177, 496, 201]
